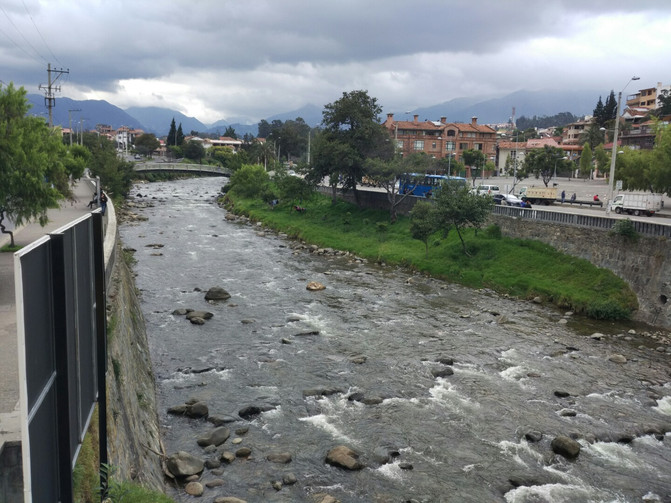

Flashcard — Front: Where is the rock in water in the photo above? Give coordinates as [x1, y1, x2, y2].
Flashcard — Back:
[551, 436, 581, 459]
[166, 451, 204, 477]
[306, 281, 326, 291]
[325, 445, 364, 470]
[205, 286, 231, 301]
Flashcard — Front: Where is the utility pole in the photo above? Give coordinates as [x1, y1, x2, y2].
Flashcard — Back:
[68, 109, 81, 146]
[39, 63, 70, 127]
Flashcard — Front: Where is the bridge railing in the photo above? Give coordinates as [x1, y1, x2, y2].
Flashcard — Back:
[134, 163, 230, 175]
[492, 205, 671, 238]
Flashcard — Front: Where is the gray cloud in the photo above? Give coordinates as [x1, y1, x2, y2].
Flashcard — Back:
[2, 0, 671, 123]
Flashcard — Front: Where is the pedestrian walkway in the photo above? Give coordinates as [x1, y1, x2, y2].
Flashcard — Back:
[0, 178, 98, 454]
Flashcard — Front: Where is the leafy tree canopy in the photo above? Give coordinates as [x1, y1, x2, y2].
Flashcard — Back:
[0, 83, 71, 246]
[519, 145, 567, 187]
[433, 180, 492, 254]
[134, 133, 160, 157]
[228, 164, 271, 199]
[516, 112, 578, 130]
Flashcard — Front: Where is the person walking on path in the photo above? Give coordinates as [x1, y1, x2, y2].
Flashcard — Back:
[100, 192, 108, 216]
[561, 190, 566, 204]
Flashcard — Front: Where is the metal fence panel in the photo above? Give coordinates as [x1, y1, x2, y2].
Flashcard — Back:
[15, 213, 106, 503]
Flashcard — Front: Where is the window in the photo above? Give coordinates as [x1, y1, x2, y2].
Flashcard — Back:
[414, 140, 424, 150]
[396, 140, 403, 150]
[446, 141, 455, 151]
[432, 142, 437, 149]
[474, 143, 483, 150]
[459, 143, 468, 150]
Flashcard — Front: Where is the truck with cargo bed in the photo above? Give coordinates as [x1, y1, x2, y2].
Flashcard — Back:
[609, 193, 663, 216]
[518, 186, 558, 205]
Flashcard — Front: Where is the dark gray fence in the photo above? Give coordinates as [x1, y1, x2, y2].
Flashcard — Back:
[14, 212, 107, 503]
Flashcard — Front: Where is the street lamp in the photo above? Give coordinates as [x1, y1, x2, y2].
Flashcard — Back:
[607, 76, 640, 212]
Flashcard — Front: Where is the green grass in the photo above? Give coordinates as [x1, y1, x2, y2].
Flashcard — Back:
[0, 243, 22, 253]
[226, 193, 638, 320]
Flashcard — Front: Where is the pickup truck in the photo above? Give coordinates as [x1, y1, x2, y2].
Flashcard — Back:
[518, 186, 558, 205]
[609, 193, 663, 216]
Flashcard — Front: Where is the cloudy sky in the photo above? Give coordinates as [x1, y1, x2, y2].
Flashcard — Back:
[2, 0, 670, 125]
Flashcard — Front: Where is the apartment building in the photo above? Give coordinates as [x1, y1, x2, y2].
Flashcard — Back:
[382, 114, 497, 166]
[625, 82, 671, 110]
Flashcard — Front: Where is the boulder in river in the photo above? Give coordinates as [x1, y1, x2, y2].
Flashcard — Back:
[306, 281, 326, 291]
[166, 451, 204, 477]
[325, 445, 364, 470]
[205, 286, 232, 301]
[551, 435, 581, 459]
[197, 427, 231, 447]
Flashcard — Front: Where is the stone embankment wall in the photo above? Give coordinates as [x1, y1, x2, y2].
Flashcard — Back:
[104, 239, 166, 491]
[489, 214, 671, 329]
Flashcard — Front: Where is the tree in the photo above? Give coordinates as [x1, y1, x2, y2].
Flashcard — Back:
[316, 90, 393, 205]
[519, 145, 566, 187]
[432, 180, 492, 255]
[604, 90, 618, 123]
[365, 153, 432, 222]
[223, 126, 237, 139]
[593, 144, 610, 178]
[83, 132, 134, 199]
[615, 122, 671, 195]
[228, 164, 271, 198]
[580, 122, 607, 150]
[167, 118, 177, 146]
[275, 174, 314, 205]
[183, 140, 205, 163]
[409, 201, 436, 257]
[0, 83, 71, 246]
[655, 89, 671, 117]
[257, 119, 271, 139]
[176, 123, 185, 146]
[462, 149, 485, 186]
[64, 144, 90, 180]
[579, 142, 593, 179]
[593, 96, 605, 127]
[306, 131, 358, 204]
[134, 133, 160, 157]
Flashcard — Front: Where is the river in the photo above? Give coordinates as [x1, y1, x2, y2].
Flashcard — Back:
[119, 177, 671, 503]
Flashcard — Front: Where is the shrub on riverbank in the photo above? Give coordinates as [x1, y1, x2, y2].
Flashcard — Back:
[223, 193, 638, 320]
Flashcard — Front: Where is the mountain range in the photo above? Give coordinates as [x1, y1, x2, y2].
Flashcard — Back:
[26, 88, 601, 138]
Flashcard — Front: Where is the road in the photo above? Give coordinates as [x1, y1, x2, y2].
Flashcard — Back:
[360, 175, 671, 224]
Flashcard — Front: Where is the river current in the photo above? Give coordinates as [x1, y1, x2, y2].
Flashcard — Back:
[119, 177, 671, 503]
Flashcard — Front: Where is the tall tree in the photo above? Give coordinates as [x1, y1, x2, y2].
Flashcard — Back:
[0, 83, 71, 246]
[593, 96, 605, 127]
[604, 90, 618, 122]
[176, 123, 185, 146]
[655, 89, 671, 117]
[183, 140, 205, 163]
[316, 90, 393, 205]
[579, 142, 593, 179]
[257, 119, 271, 139]
[223, 126, 237, 139]
[83, 132, 134, 199]
[167, 118, 177, 146]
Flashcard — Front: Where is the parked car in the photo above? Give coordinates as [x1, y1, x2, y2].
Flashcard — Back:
[492, 194, 506, 205]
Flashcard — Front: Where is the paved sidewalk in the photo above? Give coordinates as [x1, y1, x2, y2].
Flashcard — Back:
[0, 178, 98, 453]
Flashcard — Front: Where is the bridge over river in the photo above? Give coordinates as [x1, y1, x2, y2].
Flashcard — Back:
[134, 161, 231, 177]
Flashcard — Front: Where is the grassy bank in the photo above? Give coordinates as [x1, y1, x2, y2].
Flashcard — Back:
[224, 192, 638, 320]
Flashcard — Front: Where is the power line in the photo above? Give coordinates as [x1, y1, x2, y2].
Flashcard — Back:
[0, 4, 48, 64]
[21, 0, 61, 65]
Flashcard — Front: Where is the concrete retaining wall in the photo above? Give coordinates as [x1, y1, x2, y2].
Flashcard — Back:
[489, 214, 671, 329]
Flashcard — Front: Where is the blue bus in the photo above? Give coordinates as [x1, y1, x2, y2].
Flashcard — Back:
[398, 173, 467, 197]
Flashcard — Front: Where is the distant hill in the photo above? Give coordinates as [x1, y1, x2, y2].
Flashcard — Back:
[125, 106, 207, 136]
[26, 94, 144, 131]
[409, 89, 601, 124]
[24, 89, 604, 138]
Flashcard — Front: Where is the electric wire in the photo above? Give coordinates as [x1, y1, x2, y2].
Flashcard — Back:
[0, 4, 48, 64]
[21, 0, 62, 65]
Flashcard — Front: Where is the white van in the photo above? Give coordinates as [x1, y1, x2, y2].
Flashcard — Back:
[475, 184, 500, 195]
